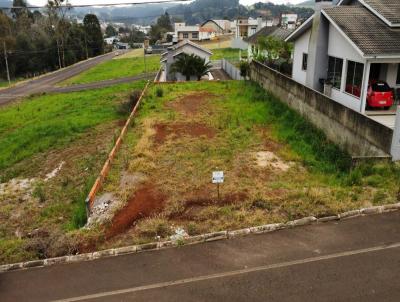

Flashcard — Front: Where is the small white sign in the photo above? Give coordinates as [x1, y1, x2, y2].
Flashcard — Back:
[212, 171, 224, 184]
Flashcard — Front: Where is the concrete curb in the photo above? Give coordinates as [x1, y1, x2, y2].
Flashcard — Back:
[1, 202, 399, 273]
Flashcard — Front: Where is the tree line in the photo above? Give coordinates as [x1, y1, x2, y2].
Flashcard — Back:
[0, 0, 104, 81]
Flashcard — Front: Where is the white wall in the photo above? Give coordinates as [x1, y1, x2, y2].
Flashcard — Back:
[292, 29, 310, 85]
[327, 24, 366, 112]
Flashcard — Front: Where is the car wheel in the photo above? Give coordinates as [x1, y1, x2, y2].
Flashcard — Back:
[384, 106, 391, 110]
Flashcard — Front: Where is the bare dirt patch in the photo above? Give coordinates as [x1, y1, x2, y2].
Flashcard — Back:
[166, 92, 214, 116]
[254, 151, 293, 172]
[154, 122, 215, 145]
[106, 184, 166, 238]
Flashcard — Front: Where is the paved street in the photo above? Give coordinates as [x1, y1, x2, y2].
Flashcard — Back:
[0, 51, 120, 105]
[1, 212, 400, 302]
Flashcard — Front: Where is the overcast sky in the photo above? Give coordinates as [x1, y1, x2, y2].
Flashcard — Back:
[28, 0, 305, 7]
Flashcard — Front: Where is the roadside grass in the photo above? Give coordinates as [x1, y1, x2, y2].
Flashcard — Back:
[98, 81, 399, 249]
[0, 81, 146, 175]
[0, 81, 147, 264]
[0, 78, 23, 89]
[60, 55, 160, 86]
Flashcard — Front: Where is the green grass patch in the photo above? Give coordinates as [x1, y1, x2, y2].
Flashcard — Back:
[211, 48, 242, 60]
[0, 81, 146, 174]
[61, 56, 160, 86]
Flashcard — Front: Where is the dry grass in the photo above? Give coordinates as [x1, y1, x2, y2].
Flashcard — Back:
[97, 81, 400, 250]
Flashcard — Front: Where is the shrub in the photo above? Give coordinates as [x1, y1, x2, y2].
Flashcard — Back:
[117, 89, 142, 115]
[156, 87, 164, 98]
[239, 61, 250, 79]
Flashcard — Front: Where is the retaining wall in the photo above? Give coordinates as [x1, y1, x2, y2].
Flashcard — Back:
[249, 60, 394, 158]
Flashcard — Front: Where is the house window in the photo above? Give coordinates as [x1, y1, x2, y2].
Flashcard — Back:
[192, 32, 198, 39]
[327, 56, 343, 89]
[183, 33, 188, 39]
[345, 60, 364, 98]
[396, 64, 400, 85]
[302, 53, 308, 71]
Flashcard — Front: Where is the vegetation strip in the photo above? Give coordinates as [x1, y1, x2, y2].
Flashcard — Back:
[1, 203, 399, 273]
[86, 81, 151, 210]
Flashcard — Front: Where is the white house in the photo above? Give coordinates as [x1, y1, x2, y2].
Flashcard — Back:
[232, 17, 266, 50]
[286, 0, 400, 114]
[175, 24, 214, 42]
[104, 36, 119, 45]
[160, 40, 213, 82]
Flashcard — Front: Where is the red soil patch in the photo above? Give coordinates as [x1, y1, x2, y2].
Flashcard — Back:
[167, 92, 214, 116]
[154, 122, 216, 145]
[106, 185, 166, 238]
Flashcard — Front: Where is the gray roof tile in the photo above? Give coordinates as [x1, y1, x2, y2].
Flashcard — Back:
[323, 5, 400, 56]
[362, 0, 400, 25]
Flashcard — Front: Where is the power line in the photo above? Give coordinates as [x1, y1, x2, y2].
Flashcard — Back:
[0, 0, 192, 10]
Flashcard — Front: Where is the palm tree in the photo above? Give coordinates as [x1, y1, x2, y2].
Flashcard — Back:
[193, 56, 212, 81]
[170, 53, 195, 81]
[170, 53, 211, 81]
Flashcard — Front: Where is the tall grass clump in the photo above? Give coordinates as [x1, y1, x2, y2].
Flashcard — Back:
[245, 82, 352, 174]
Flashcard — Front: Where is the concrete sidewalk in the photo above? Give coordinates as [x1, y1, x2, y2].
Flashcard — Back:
[1, 212, 400, 302]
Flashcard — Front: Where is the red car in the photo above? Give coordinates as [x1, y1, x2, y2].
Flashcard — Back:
[367, 81, 394, 110]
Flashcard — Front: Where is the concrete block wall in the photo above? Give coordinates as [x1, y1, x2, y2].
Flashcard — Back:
[249, 60, 393, 158]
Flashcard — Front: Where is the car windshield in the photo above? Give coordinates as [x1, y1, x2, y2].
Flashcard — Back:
[372, 82, 391, 92]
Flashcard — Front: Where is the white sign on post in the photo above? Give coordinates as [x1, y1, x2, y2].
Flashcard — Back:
[212, 171, 224, 184]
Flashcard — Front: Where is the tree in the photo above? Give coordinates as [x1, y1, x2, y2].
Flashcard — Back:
[83, 14, 103, 57]
[105, 25, 117, 37]
[157, 12, 173, 31]
[193, 56, 212, 80]
[257, 36, 284, 66]
[170, 53, 211, 81]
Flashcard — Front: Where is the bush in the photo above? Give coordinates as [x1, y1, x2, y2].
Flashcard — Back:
[239, 61, 250, 79]
[156, 87, 164, 98]
[117, 89, 142, 115]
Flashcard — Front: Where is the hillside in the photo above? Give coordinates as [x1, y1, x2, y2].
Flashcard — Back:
[168, 0, 314, 25]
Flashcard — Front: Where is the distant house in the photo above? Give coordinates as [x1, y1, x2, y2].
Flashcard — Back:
[245, 26, 292, 59]
[160, 40, 213, 82]
[232, 17, 266, 50]
[104, 36, 119, 45]
[281, 14, 298, 30]
[201, 20, 231, 34]
[176, 25, 214, 42]
[286, 0, 400, 113]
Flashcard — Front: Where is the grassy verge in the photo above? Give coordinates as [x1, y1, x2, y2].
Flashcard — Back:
[211, 48, 242, 60]
[60, 55, 160, 86]
[97, 81, 399, 249]
[0, 81, 147, 264]
[0, 81, 146, 174]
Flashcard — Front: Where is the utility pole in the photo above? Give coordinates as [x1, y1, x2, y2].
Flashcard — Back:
[3, 41, 10, 85]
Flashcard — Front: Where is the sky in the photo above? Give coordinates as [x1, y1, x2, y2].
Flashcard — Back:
[28, 0, 305, 7]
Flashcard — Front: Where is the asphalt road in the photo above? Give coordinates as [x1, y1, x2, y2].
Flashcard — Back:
[1, 212, 400, 302]
[49, 73, 156, 94]
[0, 51, 119, 105]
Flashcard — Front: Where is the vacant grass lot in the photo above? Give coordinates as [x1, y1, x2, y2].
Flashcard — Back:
[60, 55, 160, 86]
[0, 81, 147, 264]
[97, 81, 400, 249]
[211, 48, 241, 60]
